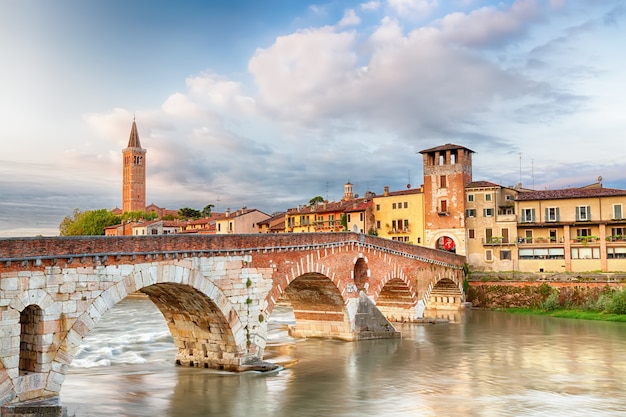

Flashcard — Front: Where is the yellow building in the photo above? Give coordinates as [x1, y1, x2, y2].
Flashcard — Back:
[465, 181, 519, 271]
[373, 186, 425, 244]
[214, 208, 269, 234]
[515, 183, 626, 273]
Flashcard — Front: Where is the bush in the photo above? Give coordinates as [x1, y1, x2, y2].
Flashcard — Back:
[542, 291, 560, 311]
[606, 289, 626, 315]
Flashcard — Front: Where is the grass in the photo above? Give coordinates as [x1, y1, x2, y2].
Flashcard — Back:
[502, 307, 626, 322]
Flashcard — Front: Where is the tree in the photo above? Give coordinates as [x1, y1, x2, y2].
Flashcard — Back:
[59, 209, 121, 236]
[202, 204, 215, 217]
[309, 196, 324, 206]
[120, 210, 158, 222]
[178, 207, 202, 219]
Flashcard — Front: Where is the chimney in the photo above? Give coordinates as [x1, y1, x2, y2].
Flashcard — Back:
[384, 186, 389, 196]
[225, 208, 230, 217]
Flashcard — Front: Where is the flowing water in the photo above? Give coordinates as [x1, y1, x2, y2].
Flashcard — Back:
[60, 297, 626, 416]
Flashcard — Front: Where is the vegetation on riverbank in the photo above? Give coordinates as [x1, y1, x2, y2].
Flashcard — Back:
[468, 282, 626, 322]
[501, 307, 626, 322]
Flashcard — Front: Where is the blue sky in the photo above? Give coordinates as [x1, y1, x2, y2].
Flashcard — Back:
[1, 0, 625, 236]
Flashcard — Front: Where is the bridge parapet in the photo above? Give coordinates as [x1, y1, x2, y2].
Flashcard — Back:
[0, 233, 464, 271]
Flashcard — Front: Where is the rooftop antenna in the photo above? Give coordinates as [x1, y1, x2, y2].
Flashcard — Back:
[326, 181, 329, 201]
[519, 152, 522, 186]
[531, 159, 534, 189]
[407, 169, 411, 189]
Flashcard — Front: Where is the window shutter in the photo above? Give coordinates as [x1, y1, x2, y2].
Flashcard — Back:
[531, 208, 536, 222]
[587, 206, 591, 221]
[545, 208, 549, 222]
[576, 207, 580, 221]
[556, 207, 560, 222]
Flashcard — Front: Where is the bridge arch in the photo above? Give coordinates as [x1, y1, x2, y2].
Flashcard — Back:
[368, 265, 418, 322]
[423, 271, 465, 311]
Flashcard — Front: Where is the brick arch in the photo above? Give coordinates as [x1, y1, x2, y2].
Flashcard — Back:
[368, 264, 419, 322]
[422, 270, 465, 310]
[353, 255, 370, 291]
[264, 253, 354, 316]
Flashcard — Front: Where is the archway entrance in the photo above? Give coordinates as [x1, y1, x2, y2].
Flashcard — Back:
[436, 236, 456, 253]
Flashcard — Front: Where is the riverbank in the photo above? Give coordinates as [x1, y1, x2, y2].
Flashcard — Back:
[500, 307, 626, 322]
[467, 279, 626, 322]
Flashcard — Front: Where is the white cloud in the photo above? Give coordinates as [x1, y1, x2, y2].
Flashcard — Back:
[387, 0, 438, 19]
[360, 1, 381, 12]
[339, 9, 361, 27]
[438, 0, 543, 48]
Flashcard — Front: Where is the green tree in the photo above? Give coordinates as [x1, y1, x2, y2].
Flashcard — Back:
[59, 209, 121, 236]
[120, 210, 157, 222]
[202, 204, 215, 217]
[309, 196, 324, 206]
[179, 207, 202, 219]
[340, 213, 348, 231]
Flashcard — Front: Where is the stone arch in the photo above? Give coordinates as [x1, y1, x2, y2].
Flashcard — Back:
[432, 233, 457, 253]
[369, 264, 418, 322]
[53, 261, 249, 388]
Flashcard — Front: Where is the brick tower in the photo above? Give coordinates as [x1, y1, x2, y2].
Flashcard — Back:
[122, 118, 146, 213]
[419, 144, 474, 255]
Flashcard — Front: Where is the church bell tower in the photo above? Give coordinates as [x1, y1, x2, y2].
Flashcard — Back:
[122, 118, 146, 213]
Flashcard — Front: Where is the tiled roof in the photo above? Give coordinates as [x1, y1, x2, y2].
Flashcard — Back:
[345, 200, 373, 213]
[381, 188, 422, 197]
[419, 143, 474, 154]
[516, 187, 626, 201]
[466, 181, 501, 189]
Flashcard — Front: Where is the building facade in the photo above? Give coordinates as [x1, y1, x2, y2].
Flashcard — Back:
[419, 144, 474, 255]
[373, 186, 425, 244]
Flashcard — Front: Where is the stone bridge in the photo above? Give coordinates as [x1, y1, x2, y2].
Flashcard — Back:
[0, 232, 465, 406]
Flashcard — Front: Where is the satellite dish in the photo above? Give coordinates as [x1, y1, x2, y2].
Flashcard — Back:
[407, 183, 411, 189]
[598, 176, 603, 183]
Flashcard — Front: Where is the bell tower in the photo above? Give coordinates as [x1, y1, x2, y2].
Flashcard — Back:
[122, 118, 146, 213]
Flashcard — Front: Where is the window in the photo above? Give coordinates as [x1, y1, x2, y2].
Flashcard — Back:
[360, 213, 364, 221]
[392, 203, 397, 209]
[440, 200, 448, 212]
[483, 208, 494, 217]
[501, 228, 509, 244]
[505, 194, 515, 201]
[440, 175, 447, 188]
[404, 202, 408, 209]
[485, 228, 493, 242]
[519, 248, 565, 260]
[576, 206, 591, 221]
[466, 209, 476, 218]
[376, 204, 380, 211]
[469, 229, 475, 239]
[608, 247, 626, 259]
[376, 220, 381, 229]
[500, 250, 511, 260]
[485, 193, 492, 201]
[347, 214, 351, 222]
[468, 194, 474, 202]
[545, 207, 560, 222]
[521, 208, 536, 223]
[571, 247, 600, 259]
[614, 204, 623, 220]
[611, 227, 626, 238]
[485, 250, 493, 261]
[576, 228, 591, 237]
[403, 219, 409, 230]
[549, 229, 557, 242]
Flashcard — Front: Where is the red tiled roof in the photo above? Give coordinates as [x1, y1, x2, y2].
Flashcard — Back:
[516, 187, 626, 201]
[419, 143, 474, 154]
[466, 181, 501, 189]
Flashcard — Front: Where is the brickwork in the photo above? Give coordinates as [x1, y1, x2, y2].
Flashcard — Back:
[0, 233, 464, 406]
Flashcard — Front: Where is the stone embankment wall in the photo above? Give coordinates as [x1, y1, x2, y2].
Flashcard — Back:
[466, 271, 626, 309]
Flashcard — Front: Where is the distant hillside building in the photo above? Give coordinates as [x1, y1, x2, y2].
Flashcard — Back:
[122, 118, 147, 213]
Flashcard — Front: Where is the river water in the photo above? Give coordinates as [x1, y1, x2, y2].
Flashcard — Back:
[60, 297, 626, 417]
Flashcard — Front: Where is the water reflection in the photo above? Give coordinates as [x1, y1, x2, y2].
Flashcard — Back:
[62, 300, 626, 417]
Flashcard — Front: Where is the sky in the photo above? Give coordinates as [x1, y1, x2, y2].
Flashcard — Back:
[0, 0, 625, 237]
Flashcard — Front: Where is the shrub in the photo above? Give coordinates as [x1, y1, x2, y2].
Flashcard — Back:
[542, 291, 560, 311]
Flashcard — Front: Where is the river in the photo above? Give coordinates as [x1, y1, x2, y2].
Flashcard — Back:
[60, 297, 626, 416]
